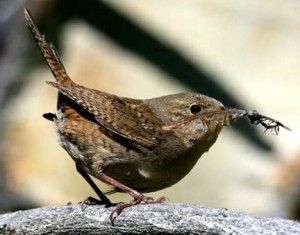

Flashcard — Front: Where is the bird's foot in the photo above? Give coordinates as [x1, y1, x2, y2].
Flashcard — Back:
[80, 196, 114, 211]
[109, 194, 168, 225]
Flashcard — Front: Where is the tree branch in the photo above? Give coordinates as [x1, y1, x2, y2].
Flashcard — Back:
[0, 203, 299, 234]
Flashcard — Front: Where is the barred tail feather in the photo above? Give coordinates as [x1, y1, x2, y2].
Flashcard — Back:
[24, 8, 74, 85]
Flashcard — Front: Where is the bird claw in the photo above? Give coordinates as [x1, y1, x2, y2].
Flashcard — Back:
[144, 196, 168, 203]
[80, 196, 113, 211]
[109, 195, 168, 225]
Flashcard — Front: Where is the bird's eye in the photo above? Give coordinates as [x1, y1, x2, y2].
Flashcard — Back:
[190, 104, 201, 114]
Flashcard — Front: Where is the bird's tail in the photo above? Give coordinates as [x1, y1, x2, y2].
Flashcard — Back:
[24, 8, 74, 85]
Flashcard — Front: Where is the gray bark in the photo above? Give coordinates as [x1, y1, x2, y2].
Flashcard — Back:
[0, 203, 299, 234]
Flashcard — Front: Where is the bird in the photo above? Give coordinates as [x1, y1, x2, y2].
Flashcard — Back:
[24, 8, 290, 224]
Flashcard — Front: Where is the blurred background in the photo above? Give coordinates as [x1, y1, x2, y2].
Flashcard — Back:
[0, 0, 299, 220]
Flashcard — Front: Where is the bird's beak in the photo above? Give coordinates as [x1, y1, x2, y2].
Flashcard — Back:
[197, 108, 245, 132]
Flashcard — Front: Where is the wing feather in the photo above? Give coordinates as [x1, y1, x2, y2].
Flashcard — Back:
[47, 82, 163, 148]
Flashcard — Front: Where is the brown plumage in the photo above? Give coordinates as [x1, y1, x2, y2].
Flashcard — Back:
[24, 8, 290, 225]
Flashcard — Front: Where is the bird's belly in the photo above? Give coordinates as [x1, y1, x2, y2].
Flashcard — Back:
[102, 149, 203, 193]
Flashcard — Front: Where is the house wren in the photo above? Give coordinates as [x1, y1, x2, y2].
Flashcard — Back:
[24, 9, 290, 224]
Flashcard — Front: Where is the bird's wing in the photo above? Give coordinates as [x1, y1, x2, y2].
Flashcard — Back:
[47, 82, 163, 148]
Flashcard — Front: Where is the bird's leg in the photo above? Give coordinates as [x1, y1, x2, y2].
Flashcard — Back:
[76, 164, 112, 208]
[96, 172, 167, 225]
